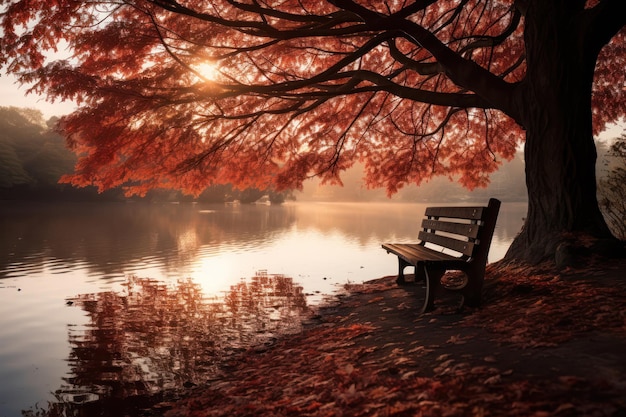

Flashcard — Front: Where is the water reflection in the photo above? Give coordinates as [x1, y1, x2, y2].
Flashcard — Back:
[1, 202, 526, 285]
[24, 272, 309, 417]
[0, 202, 297, 280]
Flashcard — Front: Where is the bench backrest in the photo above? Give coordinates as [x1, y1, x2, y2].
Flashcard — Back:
[418, 198, 501, 262]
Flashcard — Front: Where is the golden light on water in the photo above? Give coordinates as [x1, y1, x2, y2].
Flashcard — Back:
[194, 256, 237, 295]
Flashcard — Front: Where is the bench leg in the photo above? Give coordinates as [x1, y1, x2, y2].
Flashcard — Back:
[421, 266, 445, 314]
[396, 258, 411, 285]
[396, 259, 427, 286]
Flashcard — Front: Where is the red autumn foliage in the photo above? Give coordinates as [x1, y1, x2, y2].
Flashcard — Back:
[0, 1, 618, 194]
[0, 1, 512, 194]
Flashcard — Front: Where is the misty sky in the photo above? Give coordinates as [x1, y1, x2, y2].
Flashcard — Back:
[0, 73, 76, 118]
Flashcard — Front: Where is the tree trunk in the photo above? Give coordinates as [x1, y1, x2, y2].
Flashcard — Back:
[504, 1, 616, 264]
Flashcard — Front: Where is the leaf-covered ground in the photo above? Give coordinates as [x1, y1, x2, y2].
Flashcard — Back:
[162, 258, 626, 417]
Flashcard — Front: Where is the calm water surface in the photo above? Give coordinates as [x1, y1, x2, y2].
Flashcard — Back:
[0, 201, 526, 416]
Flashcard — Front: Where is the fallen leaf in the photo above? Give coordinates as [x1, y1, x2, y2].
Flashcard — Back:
[446, 334, 468, 345]
[554, 403, 576, 414]
[483, 375, 501, 385]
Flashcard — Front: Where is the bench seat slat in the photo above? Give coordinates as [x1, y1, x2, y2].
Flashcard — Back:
[425, 205, 485, 220]
[381, 243, 467, 267]
[418, 231, 475, 256]
[421, 219, 480, 239]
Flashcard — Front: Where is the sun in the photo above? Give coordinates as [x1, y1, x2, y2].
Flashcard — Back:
[195, 61, 219, 81]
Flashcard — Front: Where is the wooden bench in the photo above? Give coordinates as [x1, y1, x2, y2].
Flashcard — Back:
[382, 198, 501, 313]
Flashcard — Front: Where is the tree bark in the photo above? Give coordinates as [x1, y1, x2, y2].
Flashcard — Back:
[504, 1, 617, 264]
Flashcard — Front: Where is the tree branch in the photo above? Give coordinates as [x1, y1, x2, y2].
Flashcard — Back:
[584, 0, 626, 54]
[457, 7, 522, 59]
[148, 0, 370, 39]
[327, 0, 520, 118]
[400, 21, 517, 112]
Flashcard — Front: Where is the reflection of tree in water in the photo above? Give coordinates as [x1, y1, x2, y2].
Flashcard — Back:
[23, 272, 309, 417]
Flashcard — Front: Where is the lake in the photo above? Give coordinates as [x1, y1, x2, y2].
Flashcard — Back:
[0, 200, 526, 416]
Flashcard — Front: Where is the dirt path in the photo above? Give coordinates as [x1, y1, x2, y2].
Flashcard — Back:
[163, 259, 626, 417]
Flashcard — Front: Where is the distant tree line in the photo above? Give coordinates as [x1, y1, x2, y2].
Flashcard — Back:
[0, 106, 293, 203]
[0, 106, 88, 200]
